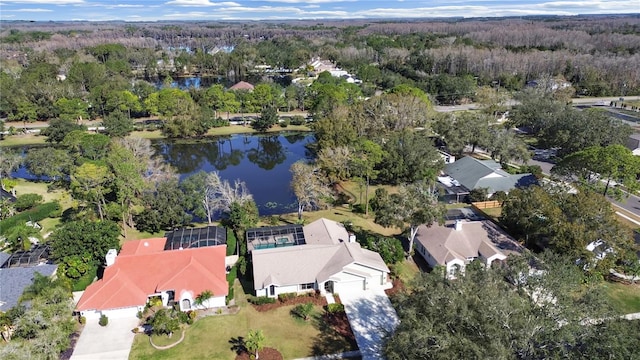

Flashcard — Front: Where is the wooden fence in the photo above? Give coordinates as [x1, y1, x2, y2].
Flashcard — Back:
[471, 200, 501, 209]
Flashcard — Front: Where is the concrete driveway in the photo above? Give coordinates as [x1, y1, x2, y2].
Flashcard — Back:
[70, 317, 139, 360]
[339, 289, 400, 360]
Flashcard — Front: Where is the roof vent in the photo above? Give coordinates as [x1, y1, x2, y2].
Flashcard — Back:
[144, 242, 149, 247]
[348, 233, 356, 243]
[454, 220, 463, 231]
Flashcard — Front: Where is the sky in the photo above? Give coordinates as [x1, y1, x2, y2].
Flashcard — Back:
[0, 0, 637, 22]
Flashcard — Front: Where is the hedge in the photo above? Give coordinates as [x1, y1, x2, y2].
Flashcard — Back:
[248, 296, 276, 305]
[0, 201, 61, 235]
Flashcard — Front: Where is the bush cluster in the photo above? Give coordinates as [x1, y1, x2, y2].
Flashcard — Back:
[277, 292, 297, 302]
[248, 296, 276, 305]
[99, 314, 108, 326]
[326, 303, 345, 314]
[0, 201, 61, 233]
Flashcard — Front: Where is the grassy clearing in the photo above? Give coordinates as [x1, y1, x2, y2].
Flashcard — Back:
[278, 206, 401, 237]
[0, 134, 47, 147]
[479, 207, 502, 220]
[129, 281, 353, 360]
[600, 281, 640, 315]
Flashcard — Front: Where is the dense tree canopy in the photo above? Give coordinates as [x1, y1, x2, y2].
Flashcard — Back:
[386, 254, 639, 359]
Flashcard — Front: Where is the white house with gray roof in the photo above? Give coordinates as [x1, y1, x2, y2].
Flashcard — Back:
[250, 218, 392, 298]
[414, 219, 523, 279]
[442, 156, 537, 197]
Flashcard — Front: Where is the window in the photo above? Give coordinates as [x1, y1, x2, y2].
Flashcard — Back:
[300, 283, 315, 290]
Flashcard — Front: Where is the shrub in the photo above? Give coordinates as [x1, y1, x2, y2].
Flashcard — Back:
[278, 292, 297, 303]
[248, 296, 276, 305]
[0, 201, 61, 235]
[280, 118, 290, 128]
[188, 310, 197, 320]
[99, 314, 108, 327]
[136, 311, 143, 319]
[326, 303, 345, 314]
[79, 316, 86, 324]
[290, 115, 305, 125]
[291, 303, 314, 320]
[14, 194, 43, 212]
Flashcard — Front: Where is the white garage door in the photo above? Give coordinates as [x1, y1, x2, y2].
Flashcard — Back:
[333, 273, 366, 294]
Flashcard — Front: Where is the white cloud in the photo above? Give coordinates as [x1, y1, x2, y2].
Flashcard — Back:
[164, 0, 240, 6]
[1, 0, 84, 3]
[258, 0, 355, 3]
[5, 7, 53, 11]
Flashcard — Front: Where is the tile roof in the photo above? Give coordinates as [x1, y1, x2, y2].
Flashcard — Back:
[415, 220, 523, 266]
[0, 264, 58, 311]
[76, 240, 227, 312]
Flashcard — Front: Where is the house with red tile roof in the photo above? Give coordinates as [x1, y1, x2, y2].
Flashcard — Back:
[76, 237, 228, 320]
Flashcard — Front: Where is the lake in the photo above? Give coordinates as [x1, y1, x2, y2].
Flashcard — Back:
[152, 132, 314, 215]
[11, 132, 315, 216]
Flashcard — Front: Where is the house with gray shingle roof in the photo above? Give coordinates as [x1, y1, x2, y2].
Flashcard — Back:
[0, 252, 57, 311]
[414, 219, 523, 279]
[442, 156, 537, 197]
[250, 218, 391, 298]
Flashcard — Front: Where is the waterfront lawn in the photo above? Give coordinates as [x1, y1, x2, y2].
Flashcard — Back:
[129, 281, 354, 360]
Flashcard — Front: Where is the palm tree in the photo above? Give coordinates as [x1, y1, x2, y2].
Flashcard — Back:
[5, 224, 42, 252]
[245, 329, 265, 359]
[194, 290, 213, 308]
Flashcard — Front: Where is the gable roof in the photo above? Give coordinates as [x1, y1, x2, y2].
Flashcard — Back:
[76, 240, 227, 312]
[252, 242, 389, 290]
[0, 264, 58, 311]
[445, 156, 537, 193]
[229, 81, 254, 91]
[415, 220, 522, 266]
[302, 218, 350, 245]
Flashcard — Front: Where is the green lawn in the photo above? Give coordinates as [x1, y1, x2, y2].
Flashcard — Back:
[391, 260, 420, 288]
[129, 281, 356, 359]
[600, 281, 640, 315]
[0, 134, 47, 146]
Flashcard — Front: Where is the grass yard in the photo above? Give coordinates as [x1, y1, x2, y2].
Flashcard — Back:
[479, 206, 502, 221]
[278, 207, 401, 237]
[0, 134, 47, 146]
[600, 281, 640, 315]
[129, 281, 355, 360]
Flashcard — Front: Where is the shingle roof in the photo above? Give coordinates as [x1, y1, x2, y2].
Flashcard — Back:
[302, 218, 350, 245]
[252, 242, 389, 290]
[0, 264, 58, 311]
[445, 156, 537, 193]
[415, 220, 523, 266]
[76, 240, 227, 312]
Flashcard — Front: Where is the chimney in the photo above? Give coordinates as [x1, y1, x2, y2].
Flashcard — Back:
[454, 220, 463, 231]
[105, 249, 117, 267]
[348, 233, 356, 243]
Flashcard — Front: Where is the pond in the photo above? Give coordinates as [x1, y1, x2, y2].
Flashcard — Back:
[11, 131, 315, 216]
[152, 131, 314, 215]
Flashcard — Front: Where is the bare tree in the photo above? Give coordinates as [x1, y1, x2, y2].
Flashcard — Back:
[290, 161, 333, 220]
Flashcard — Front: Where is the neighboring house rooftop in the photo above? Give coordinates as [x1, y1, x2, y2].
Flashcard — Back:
[626, 134, 640, 155]
[0, 251, 57, 311]
[76, 238, 227, 312]
[1, 188, 16, 202]
[253, 241, 389, 291]
[251, 218, 388, 291]
[229, 81, 255, 91]
[444, 156, 537, 194]
[415, 220, 523, 267]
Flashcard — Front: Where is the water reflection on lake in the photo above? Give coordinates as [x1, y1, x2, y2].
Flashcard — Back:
[152, 131, 314, 215]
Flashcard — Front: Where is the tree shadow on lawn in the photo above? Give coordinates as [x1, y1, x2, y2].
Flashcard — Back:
[229, 336, 247, 355]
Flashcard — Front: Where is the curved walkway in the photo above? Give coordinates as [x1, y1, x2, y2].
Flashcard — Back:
[339, 289, 399, 360]
[149, 329, 186, 350]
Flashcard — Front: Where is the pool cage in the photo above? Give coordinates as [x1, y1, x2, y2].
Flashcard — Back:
[246, 224, 306, 251]
[163, 226, 227, 251]
[1, 244, 50, 268]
